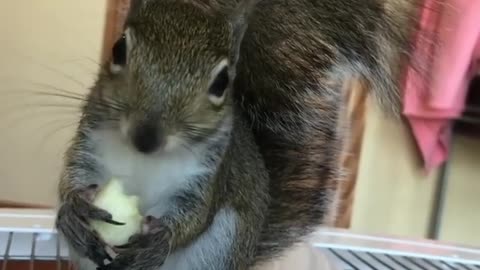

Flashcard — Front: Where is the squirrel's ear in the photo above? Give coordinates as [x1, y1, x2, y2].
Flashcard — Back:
[126, 0, 146, 23]
[178, 0, 224, 14]
[228, 0, 259, 71]
[129, 0, 144, 13]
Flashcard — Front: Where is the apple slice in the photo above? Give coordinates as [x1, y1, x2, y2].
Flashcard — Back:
[90, 178, 142, 246]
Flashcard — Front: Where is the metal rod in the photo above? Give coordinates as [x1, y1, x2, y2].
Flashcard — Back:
[405, 257, 429, 270]
[422, 258, 444, 270]
[348, 250, 377, 269]
[30, 233, 37, 270]
[1, 232, 13, 270]
[427, 136, 453, 240]
[56, 234, 61, 270]
[328, 248, 360, 270]
[384, 254, 409, 269]
[441, 261, 458, 270]
[461, 263, 475, 270]
[458, 262, 474, 270]
[366, 252, 394, 270]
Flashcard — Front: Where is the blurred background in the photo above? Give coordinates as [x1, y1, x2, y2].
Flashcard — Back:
[0, 0, 105, 204]
[0, 0, 479, 248]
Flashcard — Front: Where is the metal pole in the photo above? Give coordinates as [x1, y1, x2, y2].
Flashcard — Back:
[427, 134, 453, 239]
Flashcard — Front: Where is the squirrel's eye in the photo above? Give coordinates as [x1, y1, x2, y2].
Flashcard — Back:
[112, 34, 127, 67]
[208, 66, 229, 98]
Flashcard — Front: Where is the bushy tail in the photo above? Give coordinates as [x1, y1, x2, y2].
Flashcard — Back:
[362, 0, 436, 116]
[227, 0, 437, 264]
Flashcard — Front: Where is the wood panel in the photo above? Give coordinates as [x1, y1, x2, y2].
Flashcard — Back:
[0, 200, 50, 209]
[101, 0, 131, 63]
[335, 81, 368, 228]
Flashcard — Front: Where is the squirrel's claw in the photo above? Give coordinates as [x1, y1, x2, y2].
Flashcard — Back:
[95, 252, 135, 270]
[56, 192, 116, 267]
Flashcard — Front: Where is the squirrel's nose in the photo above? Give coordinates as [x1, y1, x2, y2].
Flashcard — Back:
[132, 123, 161, 154]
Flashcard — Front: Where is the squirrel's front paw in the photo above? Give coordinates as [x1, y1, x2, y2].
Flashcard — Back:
[100, 216, 172, 270]
[56, 185, 125, 266]
[96, 251, 135, 270]
[115, 215, 172, 250]
[98, 246, 169, 270]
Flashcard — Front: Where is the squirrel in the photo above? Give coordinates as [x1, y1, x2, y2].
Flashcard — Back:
[55, 0, 427, 269]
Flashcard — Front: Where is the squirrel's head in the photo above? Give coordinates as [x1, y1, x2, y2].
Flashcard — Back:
[86, 0, 241, 154]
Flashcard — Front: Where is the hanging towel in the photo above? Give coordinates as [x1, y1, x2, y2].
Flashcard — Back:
[402, 0, 480, 172]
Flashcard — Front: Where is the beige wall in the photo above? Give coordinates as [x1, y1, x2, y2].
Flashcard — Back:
[0, 1, 107, 205]
[440, 135, 480, 246]
[351, 100, 439, 238]
[352, 99, 480, 247]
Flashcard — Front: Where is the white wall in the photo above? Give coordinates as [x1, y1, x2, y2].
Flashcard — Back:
[0, 1, 107, 205]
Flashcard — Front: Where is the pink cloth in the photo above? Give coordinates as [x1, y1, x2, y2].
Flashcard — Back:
[403, 0, 480, 172]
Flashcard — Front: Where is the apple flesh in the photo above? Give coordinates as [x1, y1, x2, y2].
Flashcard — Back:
[90, 178, 143, 246]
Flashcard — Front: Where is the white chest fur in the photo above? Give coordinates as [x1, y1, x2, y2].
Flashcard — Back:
[89, 129, 208, 214]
